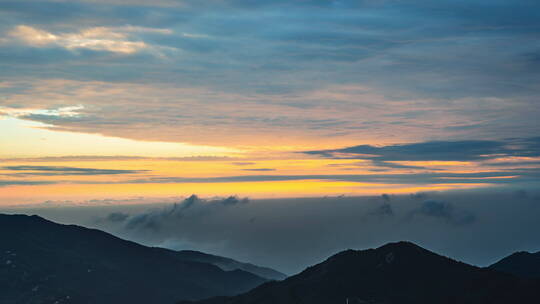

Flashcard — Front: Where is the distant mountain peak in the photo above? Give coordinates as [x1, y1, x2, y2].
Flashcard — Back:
[331, 241, 428, 257]
[175, 250, 287, 281]
[489, 249, 540, 279]
[182, 242, 540, 304]
[323, 241, 443, 271]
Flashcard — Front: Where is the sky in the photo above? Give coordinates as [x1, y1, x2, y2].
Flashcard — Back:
[1, 0, 540, 272]
[1, 0, 539, 203]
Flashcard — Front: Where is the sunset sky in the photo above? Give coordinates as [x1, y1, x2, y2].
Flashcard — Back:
[1, 0, 539, 206]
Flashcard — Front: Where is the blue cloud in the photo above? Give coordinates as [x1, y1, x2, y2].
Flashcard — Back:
[305, 138, 540, 161]
[414, 200, 476, 225]
[125, 170, 540, 186]
[0, 180, 57, 186]
[3, 165, 146, 176]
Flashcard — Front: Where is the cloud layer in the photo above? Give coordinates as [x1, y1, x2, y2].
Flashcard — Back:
[92, 189, 540, 274]
[6, 189, 539, 274]
[1, 0, 539, 146]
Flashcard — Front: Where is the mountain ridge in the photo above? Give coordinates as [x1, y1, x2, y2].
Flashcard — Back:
[0, 213, 267, 304]
[180, 241, 540, 304]
[489, 250, 540, 279]
[174, 250, 287, 281]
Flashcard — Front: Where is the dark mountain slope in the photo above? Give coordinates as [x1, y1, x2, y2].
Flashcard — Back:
[174, 250, 286, 281]
[0, 214, 266, 304]
[489, 251, 540, 279]
[180, 242, 540, 304]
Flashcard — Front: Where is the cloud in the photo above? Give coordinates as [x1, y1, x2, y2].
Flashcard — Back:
[101, 211, 129, 223]
[36, 188, 536, 274]
[368, 194, 394, 217]
[2, 164, 538, 189]
[370, 161, 421, 170]
[6, 25, 172, 55]
[1, 1, 540, 145]
[125, 170, 539, 186]
[370, 202, 394, 217]
[1, 196, 181, 208]
[241, 168, 276, 172]
[0, 180, 57, 186]
[232, 162, 257, 166]
[100, 194, 249, 232]
[410, 192, 429, 200]
[305, 138, 540, 162]
[412, 200, 476, 225]
[0, 155, 235, 162]
[3, 165, 146, 176]
[485, 161, 540, 167]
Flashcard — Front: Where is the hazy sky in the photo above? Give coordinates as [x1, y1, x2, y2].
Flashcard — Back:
[4, 189, 540, 274]
[1, 1, 539, 202]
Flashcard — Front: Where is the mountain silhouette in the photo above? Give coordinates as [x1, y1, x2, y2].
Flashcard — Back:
[489, 250, 540, 279]
[174, 250, 286, 281]
[0, 214, 267, 304]
[180, 241, 540, 304]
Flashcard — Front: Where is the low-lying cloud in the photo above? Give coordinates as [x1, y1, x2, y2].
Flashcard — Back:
[38, 188, 535, 274]
[412, 200, 476, 225]
[116, 195, 249, 232]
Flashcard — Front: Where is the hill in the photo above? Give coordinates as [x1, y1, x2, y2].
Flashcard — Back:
[0, 214, 266, 304]
[180, 242, 540, 304]
[174, 250, 286, 281]
[489, 251, 540, 279]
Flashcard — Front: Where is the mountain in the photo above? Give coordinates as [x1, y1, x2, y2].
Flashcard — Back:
[0, 214, 266, 304]
[174, 250, 286, 281]
[489, 251, 540, 279]
[180, 242, 540, 304]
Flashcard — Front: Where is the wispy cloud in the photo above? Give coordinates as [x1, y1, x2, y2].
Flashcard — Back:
[0, 155, 235, 162]
[232, 162, 257, 166]
[305, 138, 540, 162]
[3, 165, 146, 176]
[6, 25, 172, 55]
[125, 171, 537, 185]
[0, 180, 57, 186]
